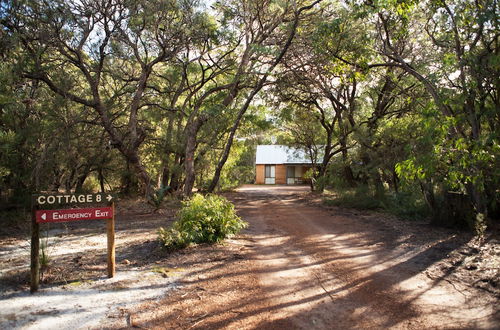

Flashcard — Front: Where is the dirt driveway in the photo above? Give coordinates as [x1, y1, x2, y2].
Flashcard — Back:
[120, 185, 498, 329]
[1, 185, 498, 329]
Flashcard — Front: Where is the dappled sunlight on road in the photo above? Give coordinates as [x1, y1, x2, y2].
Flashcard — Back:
[5, 185, 494, 329]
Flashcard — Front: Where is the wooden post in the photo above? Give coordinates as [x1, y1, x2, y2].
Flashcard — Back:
[30, 206, 40, 293]
[107, 201, 115, 278]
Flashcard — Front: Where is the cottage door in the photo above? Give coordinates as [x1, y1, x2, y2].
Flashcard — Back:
[286, 166, 295, 185]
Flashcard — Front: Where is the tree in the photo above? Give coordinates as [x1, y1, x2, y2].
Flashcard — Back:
[205, 0, 324, 193]
[3, 0, 202, 197]
[273, 5, 366, 191]
[374, 0, 499, 228]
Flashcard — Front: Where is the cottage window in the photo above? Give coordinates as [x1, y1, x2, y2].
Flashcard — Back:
[265, 165, 275, 178]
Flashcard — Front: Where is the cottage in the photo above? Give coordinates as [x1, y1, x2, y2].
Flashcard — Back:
[255, 145, 313, 185]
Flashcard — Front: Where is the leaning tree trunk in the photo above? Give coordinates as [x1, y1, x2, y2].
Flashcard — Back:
[341, 147, 356, 187]
[316, 165, 328, 193]
[206, 106, 246, 193]
[98, 169, 105, 193]
[419, 180, 438, 221]
[161, 111, 177, 189]
[466, 181, 489, 231]
[75, 172, 89, 193]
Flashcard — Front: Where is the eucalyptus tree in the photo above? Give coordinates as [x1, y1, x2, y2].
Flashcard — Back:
[271, 1, 435, 196]
[204, 0, 323, 193]
[369, 0, 499, 227]
[148, 0, 323, 196]
[140, 8, 241, 195]
[272, 4, 367, 191]
[2, 0, 205, 197]
[0, 60, 114, 201]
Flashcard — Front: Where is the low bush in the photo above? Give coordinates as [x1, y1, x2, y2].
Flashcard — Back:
[158, 193, 247, 249]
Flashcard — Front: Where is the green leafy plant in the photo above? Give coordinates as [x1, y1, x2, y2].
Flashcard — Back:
[158, 194, 247, 249]
[149, 185, 170, 210]
[40, 239, 50, 268]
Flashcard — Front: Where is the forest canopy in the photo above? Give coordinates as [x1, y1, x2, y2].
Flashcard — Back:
[1, 0, 498, 232]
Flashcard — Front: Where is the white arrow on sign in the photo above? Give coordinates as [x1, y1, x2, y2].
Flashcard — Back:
[41, 213, 47, 221]
[106, 194, 113, 202]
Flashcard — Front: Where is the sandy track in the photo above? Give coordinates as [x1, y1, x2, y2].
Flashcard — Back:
[124, 185, 498, 329]
[1, 185, 498, 329]
[235, 186, 498, 328]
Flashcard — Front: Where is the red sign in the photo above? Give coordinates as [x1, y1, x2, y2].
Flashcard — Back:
[35, 207, 113, 223]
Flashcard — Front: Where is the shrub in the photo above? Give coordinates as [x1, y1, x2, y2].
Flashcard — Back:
[158, 194, 247, 249]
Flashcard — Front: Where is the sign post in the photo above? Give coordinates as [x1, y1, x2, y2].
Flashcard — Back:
[30, 206, 40, 293]
[107, 202, 115, 278]
[31, 193, 116, 292]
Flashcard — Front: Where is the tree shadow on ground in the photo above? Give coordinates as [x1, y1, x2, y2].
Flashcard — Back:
[128, 187, 496, 329]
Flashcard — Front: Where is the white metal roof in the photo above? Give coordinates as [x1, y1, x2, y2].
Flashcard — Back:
[255, 145, 312, 164]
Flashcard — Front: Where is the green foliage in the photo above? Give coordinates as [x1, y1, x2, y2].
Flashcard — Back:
[324, 185, 430, 221]
[324, 185, 383, 210]
[1, 0, 498, 236]
[158, 194, 247, 249]
[148, 185, 170, 209]
[382, 190, 430, 220]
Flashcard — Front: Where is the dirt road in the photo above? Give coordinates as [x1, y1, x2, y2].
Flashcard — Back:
[124, 185, 498, 329]
[1, 185, 498, 329]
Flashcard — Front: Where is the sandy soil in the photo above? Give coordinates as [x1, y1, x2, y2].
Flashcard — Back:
[0, 185, 498, 329]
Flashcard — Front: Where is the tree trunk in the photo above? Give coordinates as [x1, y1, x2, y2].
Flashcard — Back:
[341, 147, 356, 187]
[419, 180, 437, 216]
[161, 165, 170, 189]
[121, 163, 138, 196]
[183, 117, 206, 197]
[169, 155, 182, 193]
[127, 151, 153, 199]
[392, 168, 399, 193]
[98, 169, 105, 193]
[64, 173, 73, 193]
[161, 111, 177, 189]
[466, 182, 488, 226]
[75, 172, 89, 193]
[206, 110, 244, 193]
[373, 170, 385, 199]
[206, 2, 320, 192]
[314, 164, 327, 193]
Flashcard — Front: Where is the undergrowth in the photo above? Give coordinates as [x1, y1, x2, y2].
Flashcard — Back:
[323, 185, 430, 220]
[158, 193, 247, 249]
